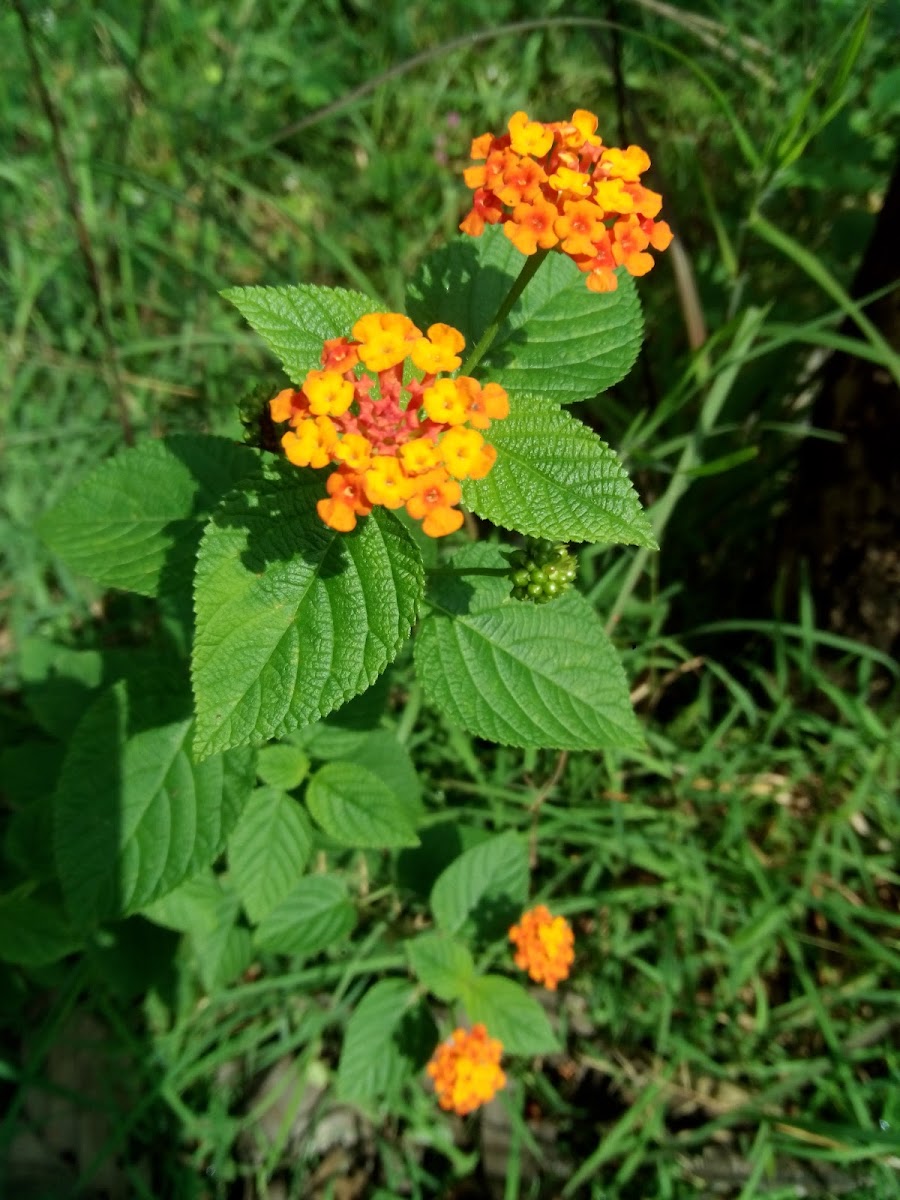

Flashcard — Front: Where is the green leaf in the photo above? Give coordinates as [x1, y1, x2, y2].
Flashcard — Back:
[139, 871, 223, 934]
[2, 746, 62, 882]
[0, 886, 82, 966]
[415, 589, 644, 751]
[336, 978, 418, 1109]
[341, 730, 423, 823]
[19, 640, 105, 739]
[461, 975, 558, 1055]
[186, 884, 253, 991]
[295, 675, 392, 760]
[256, 744, 310, 790]
[464, 400, 655, 546]
[407, 226, 643, 404]
[38, 436, 259, 597]
[422, 542, 512, 615]
[254, 875, 355, 957]
[406, 932, 476, 1001]
[192, 458, 424, 758]
[228, 786, 313, 923]
[54, 680, 256, 925]
[430, 832, 529, 941]
[222, 284, 380, 382]
[306, 761, 419, 849]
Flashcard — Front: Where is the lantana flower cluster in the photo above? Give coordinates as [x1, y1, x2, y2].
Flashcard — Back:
[424, 907, 575, 1116]
[270, 313, 508, 537]
[427, 1023, 507, 1115]
[509, 904, 575, 990]
[460, 109, 673, 293]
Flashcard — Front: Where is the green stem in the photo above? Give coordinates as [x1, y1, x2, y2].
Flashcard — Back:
[461, 249, 549, 376]
[426, 565, 509, 578]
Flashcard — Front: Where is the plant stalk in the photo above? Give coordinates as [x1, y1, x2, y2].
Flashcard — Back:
[461, 249, 549, 376]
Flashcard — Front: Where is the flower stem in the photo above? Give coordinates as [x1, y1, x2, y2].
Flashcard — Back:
[460, 249, 549, 376]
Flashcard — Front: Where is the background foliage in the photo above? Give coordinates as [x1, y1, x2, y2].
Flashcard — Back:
[1, 1, 898, 1197]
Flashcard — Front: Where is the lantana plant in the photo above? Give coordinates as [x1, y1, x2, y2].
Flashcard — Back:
[16, 110, 668, 1119]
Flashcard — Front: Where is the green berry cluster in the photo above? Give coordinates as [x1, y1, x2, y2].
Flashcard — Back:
[509, 539, 577, 603]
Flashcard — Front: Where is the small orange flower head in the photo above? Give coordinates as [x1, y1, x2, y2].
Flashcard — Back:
[459, 110, 672, 291]
[426, 1024, 506, 1115]
[268, 314, 508, 537]
[509, 905, 575, 991]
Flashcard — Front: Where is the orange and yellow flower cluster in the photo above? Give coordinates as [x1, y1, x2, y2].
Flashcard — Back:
[460, 109, 673, 293]
[426, 1023, 507, 1115]
[509, 905, 575, 991]
[269, 313, 508, 537]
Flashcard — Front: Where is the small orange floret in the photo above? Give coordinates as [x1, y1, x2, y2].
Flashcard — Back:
[555, 199, 608, 257]
[304, 369, 354, 417]
[426, 1024, 506, 1116]
[316, 468, 372, 532]
[439, 426, 486, 479]
[461, 379, 509, 430]
[321, 337, 359, 372]
[333, 432, 372, 472]
[547, 165, 592, 197]
[269, 387, 299, 424]
[423, 378, 469, 426]
[281, 416, 337, 469]
[648, 219, 674, 251]
[504, 198, 559, 256]
[508, 111, 553, 158]
[470, 132, 494, 159]
[411, 323, 466, 374]
[353, 312, 421, 372]
[399, 437, 440, 475]
[600, 144, 651, 182]
[406, 468, 463, 537]
[496, 155, 547, 206]
[509, 905, 575, 991]
[363, 455, 409, 509]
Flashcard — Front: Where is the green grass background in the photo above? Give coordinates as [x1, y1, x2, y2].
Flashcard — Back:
[2, 1, 898, 1197]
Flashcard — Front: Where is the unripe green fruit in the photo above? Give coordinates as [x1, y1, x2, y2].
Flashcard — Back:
[508, 536, 577, 603]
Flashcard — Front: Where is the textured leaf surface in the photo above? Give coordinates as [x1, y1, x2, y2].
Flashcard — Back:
[254, 875, 355, 957]
[255, 744, 310, 790]
[342, 730, 423, 822]
[407, 226, 643, 404]
[223, 284, 380, 382]
[306, 761, 419, 848]
[464, 400, 655, 546]
[139, 871, 223, 933]
[406, 932, 476, 1000]
[228, 786, 313, 922]
[416, 587, 644, 751]
[336, 979, 417, 1108]
[38, 436, 259, 597]
[430, 832, 529, 939]
[192, 458, 424, 758]
[54, 681, 256, 924]
[461, 975, 559, 1055]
